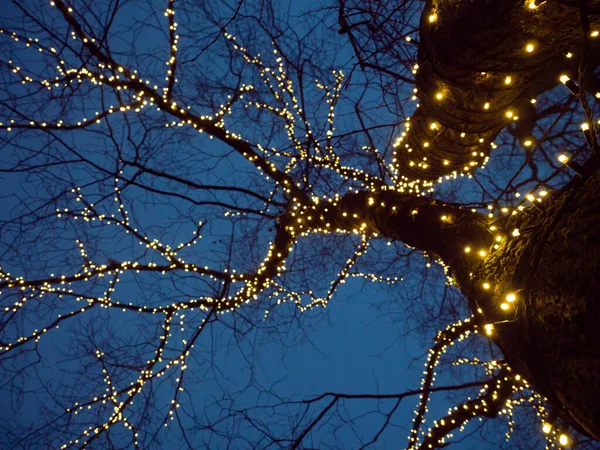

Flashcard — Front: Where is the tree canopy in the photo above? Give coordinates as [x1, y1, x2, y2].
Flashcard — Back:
[1, 0, 599, 449]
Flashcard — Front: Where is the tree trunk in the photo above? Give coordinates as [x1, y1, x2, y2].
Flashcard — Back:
[383, 0, 600, 439]
[295, 0, 600, 439]
[395, 0, 600, 181]
[464, 168, 600, 440]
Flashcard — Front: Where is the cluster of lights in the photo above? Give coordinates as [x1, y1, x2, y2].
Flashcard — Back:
[1, 0, 597, 447]
[408, 317, 477, 449]
[388, 0, 600, 197]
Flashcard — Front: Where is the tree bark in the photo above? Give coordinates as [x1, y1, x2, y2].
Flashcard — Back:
[294, 190, 493, 283]
[466, 168, 600, 440]
[394, 0, 600, 181]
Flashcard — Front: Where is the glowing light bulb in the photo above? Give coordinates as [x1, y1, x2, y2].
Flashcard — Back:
[483, 282, 490, 289]
[526, 43, 535, 53]
[505, 76, 512, 84]
[560, 74, 570, 84]
[506, 293, 516, 303]
[581, 122, 590, 131]
[558, 154, 569, 163]
[559, 434, 569, 446]
[542, 423, 551, 434]
[500, 303, 509, 310]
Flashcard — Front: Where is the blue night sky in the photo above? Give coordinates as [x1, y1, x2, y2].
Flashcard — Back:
[0, 0, 576, 449]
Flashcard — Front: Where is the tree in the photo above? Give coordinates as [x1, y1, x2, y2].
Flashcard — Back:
[0, 0, 599, 448]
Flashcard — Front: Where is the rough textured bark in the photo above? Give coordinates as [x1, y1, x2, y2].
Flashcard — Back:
[467, 167, 600, 440]
[394, 0, 600, 181]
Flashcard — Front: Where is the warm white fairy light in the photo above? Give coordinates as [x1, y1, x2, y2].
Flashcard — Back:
[559, 434, 569, 446]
